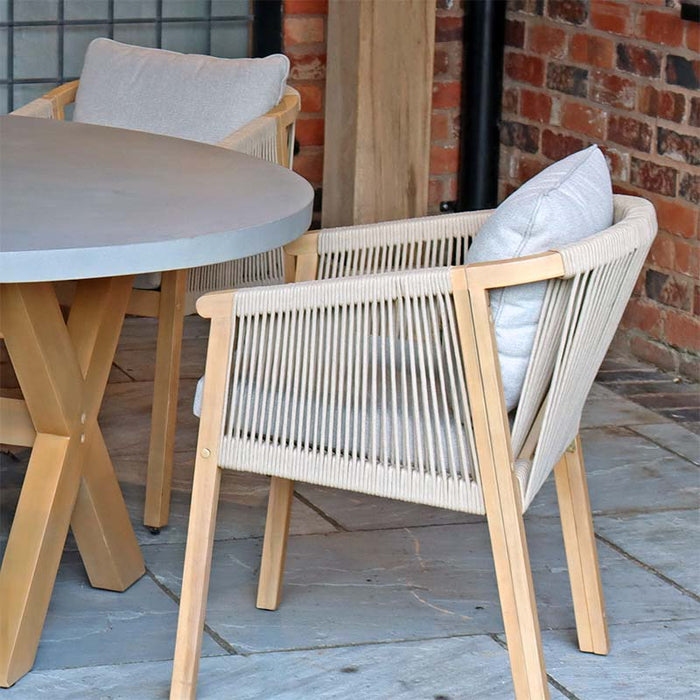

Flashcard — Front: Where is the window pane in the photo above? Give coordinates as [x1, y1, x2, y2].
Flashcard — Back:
[162, 22, 209, 54]
[113, 0, 157, 19]
[162, 1, 209, 19]
[14, 0, 58, 22]
[212, 0, 250, 17]
[211, 21, 248, 59]
[64, 25, 110, 77]
[113, 22, 158, 48]
[65, 1, 109, 20]
[14, 26, 59, 80]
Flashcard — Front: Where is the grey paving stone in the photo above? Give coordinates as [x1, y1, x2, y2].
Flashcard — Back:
[630, 422, 700, 465]
[296, 484, 482, 531]
[30, 551, 224, 673]
[122, 479, 335, 547]
[581, 383, 671, 427]
[595, 509, 700, 596]
[541, 619, 700, 699]
[2, 635, 570, 699]
[114, 315, 208, 381]
[526, 427, 700, 518]
[145, 519, 699, 655]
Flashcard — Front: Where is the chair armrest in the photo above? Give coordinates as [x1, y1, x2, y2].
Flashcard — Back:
[10, 80, 79, 120]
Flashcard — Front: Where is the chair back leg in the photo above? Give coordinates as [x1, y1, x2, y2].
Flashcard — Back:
[554, 435, 609, 655]
[257, 477, 295, 610]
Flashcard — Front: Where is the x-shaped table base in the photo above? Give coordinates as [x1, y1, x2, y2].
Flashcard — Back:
[0, 276, 145, 687]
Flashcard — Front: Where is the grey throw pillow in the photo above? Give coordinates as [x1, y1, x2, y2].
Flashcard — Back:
[74, 38, 289, 144]
[466, 145, 613, 410]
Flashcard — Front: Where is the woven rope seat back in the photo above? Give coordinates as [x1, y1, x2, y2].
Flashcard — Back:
[215, 195, 656, 514]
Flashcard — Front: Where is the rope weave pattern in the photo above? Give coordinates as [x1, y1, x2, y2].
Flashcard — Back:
[317, 210, 491, 279]
[213, 196, 656, 514]
[219, 270, 484, 512]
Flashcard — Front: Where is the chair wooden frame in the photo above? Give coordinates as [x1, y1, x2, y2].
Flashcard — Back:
[170, 216, 626, 698]
[12, 80, 300, 532]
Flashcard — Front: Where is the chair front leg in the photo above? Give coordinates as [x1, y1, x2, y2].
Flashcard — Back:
[145, 269, 187, 531]
[452, 269, 549, 700]
[554, 435, 609, 655]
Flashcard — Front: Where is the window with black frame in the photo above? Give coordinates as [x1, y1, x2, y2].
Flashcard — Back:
[0, 0, 282, 114]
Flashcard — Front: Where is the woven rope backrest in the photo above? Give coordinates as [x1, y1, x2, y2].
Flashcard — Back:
[512, 196, 657, 510]
[317, 210, 491, 280]
[219, 269, 479, 488]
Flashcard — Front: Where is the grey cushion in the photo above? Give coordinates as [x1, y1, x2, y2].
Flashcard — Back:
[466, 145, 613, 410]
[74, 38, 289, 144]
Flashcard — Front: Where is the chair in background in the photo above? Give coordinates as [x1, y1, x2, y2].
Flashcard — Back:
[12, 41, 300, 533]
[170, 195, 657, 698]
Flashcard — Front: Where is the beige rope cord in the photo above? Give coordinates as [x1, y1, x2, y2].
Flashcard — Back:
[205, 195, 656, 515]
[317, 208, 491, 278]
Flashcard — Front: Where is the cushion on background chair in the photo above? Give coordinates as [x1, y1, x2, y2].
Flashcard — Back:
[467, 145, 613, 410]
[73, 38, 289, 144]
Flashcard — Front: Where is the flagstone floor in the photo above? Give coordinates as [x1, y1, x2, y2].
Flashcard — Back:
[1, 315, 698, 699]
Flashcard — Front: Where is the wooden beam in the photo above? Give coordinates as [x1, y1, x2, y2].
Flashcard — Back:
[322, 0, 436, 227]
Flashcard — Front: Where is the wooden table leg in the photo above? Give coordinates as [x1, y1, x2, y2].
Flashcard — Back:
[0, 278, 144, 688]
[145, 269, 186, 531]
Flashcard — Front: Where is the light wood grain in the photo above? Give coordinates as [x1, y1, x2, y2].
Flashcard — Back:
[452, 268, 549, 700]
[322, 0, 436, 227]
[145, 269, 187, 529]
[0, 278, 143, 687]
[171, 309, 234, 700]
[554, 436, 610, 655]
[257, 477, 295, 611]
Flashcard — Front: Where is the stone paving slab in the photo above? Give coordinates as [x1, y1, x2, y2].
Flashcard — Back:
[629, 422, 700, 465]
[3, 634, 570, 699]
[595, 509, 700, 597]
[526, 426, 700, 518]
[581, 384, 671, 428]
[540, 619, 700, 699]
[145, 519, 699, 655]
[28, 552, 225, 673]
[122, 479, 335, 547]
[296, 484, 482, 531]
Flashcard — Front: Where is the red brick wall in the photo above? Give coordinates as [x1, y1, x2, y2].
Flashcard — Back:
[500, 0, 699, 379]
[282, 0, 464, 223]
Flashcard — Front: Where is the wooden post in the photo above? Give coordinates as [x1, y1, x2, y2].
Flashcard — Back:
[322, 0, 436, 227]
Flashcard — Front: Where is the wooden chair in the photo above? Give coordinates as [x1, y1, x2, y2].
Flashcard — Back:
[12, 80, 300, 532]
[170, 195, 657, 699]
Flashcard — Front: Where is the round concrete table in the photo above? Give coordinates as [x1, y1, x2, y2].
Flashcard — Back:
[0, 115, 313, 687]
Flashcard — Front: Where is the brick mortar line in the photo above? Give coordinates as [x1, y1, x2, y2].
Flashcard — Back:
[595, 533, 700, 603]
[143, 567, 239, 656]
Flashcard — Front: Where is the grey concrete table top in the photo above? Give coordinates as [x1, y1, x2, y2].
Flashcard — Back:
[0, 116, 314, 283]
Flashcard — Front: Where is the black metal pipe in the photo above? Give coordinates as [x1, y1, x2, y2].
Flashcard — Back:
[457, 0, 507, 211]
[252, 0, 283, 57]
